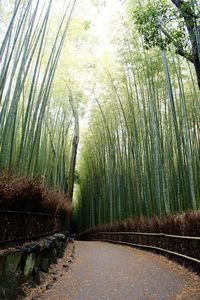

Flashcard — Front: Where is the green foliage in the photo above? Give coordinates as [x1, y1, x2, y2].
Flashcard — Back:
[76, 12, 200, 232]
[133, 0, 187, 50]
[91, 0, 106, 7]
[0, 0, 79, 192]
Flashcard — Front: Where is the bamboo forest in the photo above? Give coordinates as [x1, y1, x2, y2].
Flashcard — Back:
[76, 0, 200, 231]
[0, 0, 200, 298]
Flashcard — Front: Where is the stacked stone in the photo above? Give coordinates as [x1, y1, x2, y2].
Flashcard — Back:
[0, 233, 67, 299]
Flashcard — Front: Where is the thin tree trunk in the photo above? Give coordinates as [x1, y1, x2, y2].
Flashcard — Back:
[67, 95, 79, 202]
[194, 58, 200, 90]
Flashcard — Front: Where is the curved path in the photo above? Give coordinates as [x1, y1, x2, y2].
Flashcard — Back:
[40, 241, 200, 300]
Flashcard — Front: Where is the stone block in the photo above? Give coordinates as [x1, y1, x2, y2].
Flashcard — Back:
[32, 267, 41, 285]
[0, 256, 5, 277]
[41, 257, 49, 273]
[50, 248, 57, 264]
[0, 270, 22, 299]
[4, 250, 22, 276]
[35, 253, 42, 268]
[24, 253, 36, 279]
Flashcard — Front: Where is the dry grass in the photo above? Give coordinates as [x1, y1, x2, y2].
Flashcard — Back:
[0, 175, 71, 216]
[80, 211, 200, 238]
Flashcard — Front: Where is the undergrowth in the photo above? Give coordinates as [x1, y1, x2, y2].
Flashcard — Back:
[0, 175, 71, 216]
[80, 211, 200, 238]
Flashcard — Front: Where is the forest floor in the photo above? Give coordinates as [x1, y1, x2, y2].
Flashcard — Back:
[27, 241, 200, 300]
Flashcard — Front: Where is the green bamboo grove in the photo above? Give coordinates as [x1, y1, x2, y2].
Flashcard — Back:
[0, 0, 77, 192]
[77, 10, 200, 231]
[0, 0, 199, 229]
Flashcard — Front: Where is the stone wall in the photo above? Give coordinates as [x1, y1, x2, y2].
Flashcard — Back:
[0, 233, 68, 299]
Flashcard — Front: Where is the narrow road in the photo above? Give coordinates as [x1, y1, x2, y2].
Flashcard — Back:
[40, 241, 200, 300]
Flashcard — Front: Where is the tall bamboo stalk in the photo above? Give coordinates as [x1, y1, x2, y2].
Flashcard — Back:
[77, 19, 200, 231]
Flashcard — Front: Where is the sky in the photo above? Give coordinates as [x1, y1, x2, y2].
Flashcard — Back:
[91, 0, 124, 54]
[53, 0, 124, 53]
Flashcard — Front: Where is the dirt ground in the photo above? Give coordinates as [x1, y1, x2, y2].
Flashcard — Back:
[25, 241, 200, 300]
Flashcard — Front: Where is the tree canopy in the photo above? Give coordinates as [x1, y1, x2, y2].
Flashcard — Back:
[132, 0, 200, 89]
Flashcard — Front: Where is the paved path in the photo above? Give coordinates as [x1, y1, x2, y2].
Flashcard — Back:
[40, 241, 200, 300]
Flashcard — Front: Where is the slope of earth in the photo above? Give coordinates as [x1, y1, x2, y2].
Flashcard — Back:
[36, 241, 200, 300]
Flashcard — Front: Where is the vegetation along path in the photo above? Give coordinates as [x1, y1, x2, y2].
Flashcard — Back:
[39, 241, 200, 300]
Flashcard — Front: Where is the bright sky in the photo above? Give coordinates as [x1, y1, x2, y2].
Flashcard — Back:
[91, 0, 123, 54]
[73, 0, 125, 129]
[52, 0, 124, 53]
